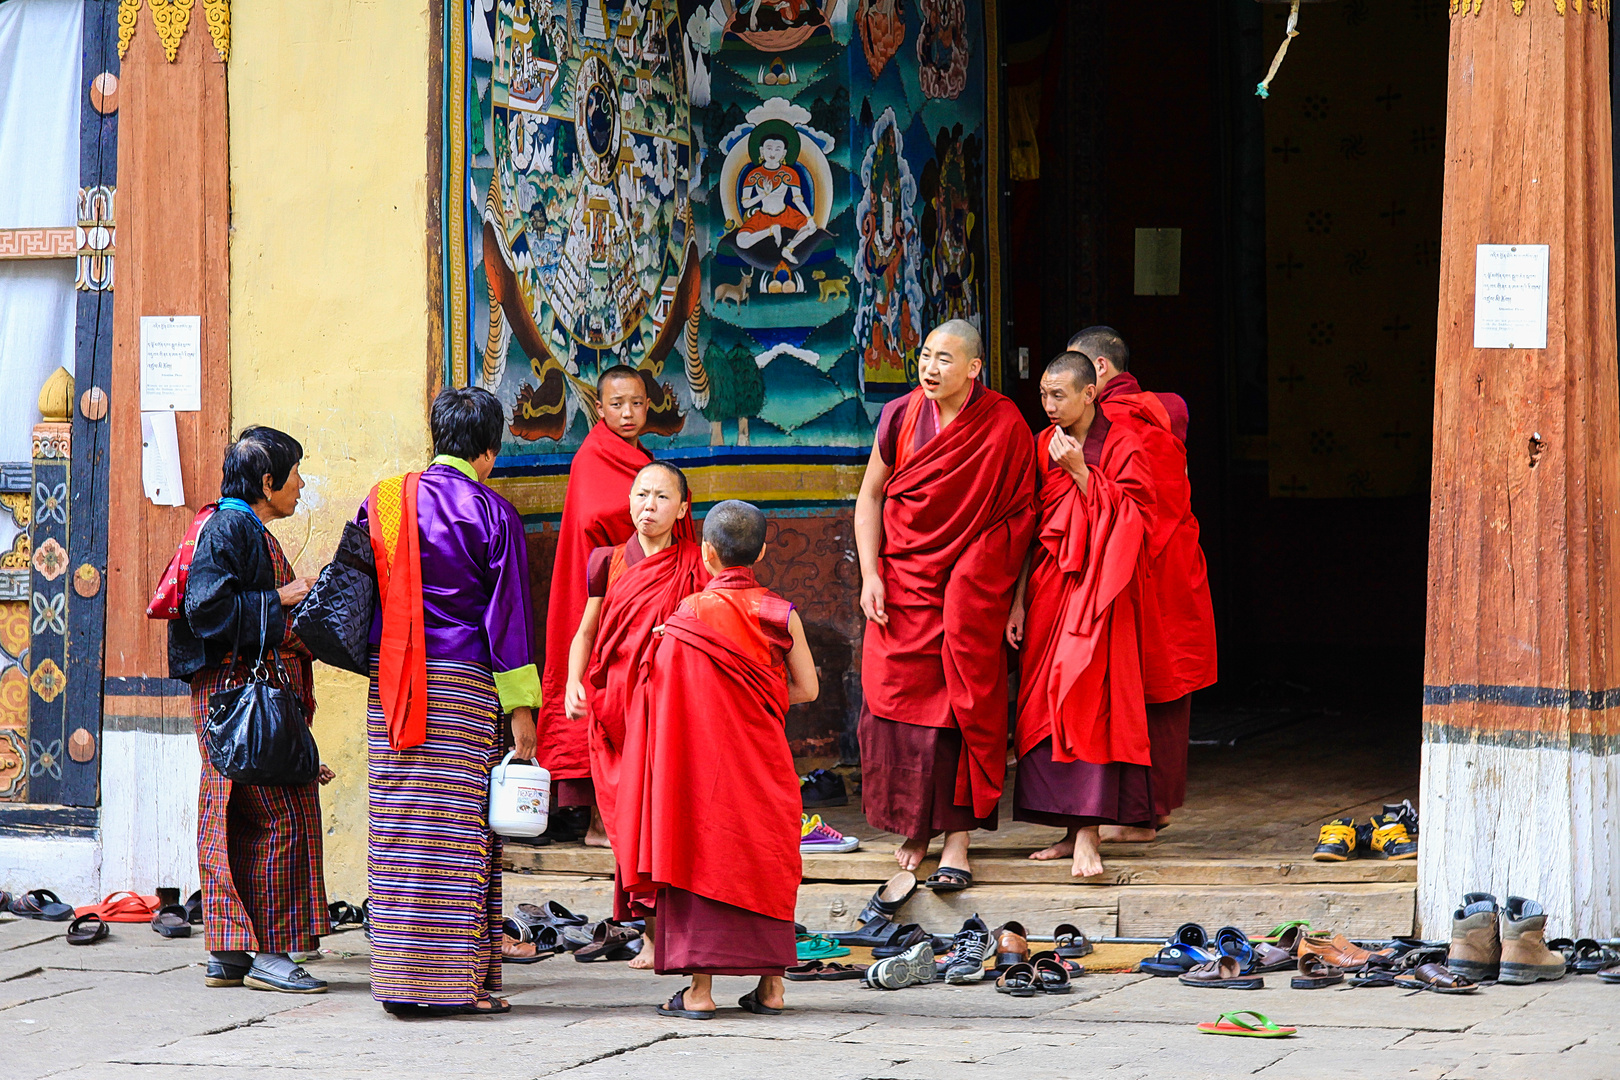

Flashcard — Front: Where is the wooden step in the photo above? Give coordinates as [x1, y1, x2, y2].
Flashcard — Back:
[502, 843, 1417, 886]
[503, 872, 1417, 939]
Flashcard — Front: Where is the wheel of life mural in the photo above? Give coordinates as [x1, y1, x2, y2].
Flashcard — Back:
[476, 0, 700, 442]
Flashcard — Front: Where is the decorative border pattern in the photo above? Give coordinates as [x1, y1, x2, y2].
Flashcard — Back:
[76, 186, 115, 291]
[0, 229, 76, 260]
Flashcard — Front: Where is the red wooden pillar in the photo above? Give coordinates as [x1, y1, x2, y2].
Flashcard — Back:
[1422, 2, 1619, 936]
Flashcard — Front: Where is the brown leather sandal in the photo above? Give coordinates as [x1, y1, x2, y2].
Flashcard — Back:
[1395, 962, 1479, 994]
[1290, 953, 1344, 989]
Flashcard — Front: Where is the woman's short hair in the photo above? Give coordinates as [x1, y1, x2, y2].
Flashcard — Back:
[431, 387, 505, 461]
[221, 426, 304, 503]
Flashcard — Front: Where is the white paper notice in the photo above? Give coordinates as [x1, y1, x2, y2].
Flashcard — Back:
[141, 410, 186, 507]
[1474, 245, 1549, 349]
[140, 315, 202, 411]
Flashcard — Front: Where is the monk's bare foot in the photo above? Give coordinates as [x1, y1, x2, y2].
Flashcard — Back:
[1099, 825, 1159, 843]
[628, 934, 655, 969]
[754, 974, 786, 1011]
[584, 807, 612, 848]
[1155, 814, 1172, 829]
[684, 975, 716, 1012]
[1071, 827, 1105, 878]
[895, 835, 929, 871]
[1029, 828, 1077, 861]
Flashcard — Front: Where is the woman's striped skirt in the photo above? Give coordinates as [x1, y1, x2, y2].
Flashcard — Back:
[367, 656, 503, 1006]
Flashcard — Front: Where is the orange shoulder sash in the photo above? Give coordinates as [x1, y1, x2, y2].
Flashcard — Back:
[368, 473, 428, 750]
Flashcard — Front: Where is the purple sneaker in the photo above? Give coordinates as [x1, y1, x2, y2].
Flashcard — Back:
[800, 814, 860, 854]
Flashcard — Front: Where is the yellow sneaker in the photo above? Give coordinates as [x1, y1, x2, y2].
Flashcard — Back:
[1312, 817, 1357, 861]
[1367, 814, 1418, 860]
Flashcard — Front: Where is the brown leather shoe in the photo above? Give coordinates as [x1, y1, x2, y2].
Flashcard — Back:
[1298, 932, 1389, 973]
[992, 921, 1030, 972]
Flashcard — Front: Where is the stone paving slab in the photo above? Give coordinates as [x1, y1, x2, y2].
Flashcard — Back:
[3, 928, 1618, 1080]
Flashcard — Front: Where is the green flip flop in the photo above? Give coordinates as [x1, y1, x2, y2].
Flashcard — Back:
[1198, 1011, 1298, 1038]
[795, 934, 851, 960]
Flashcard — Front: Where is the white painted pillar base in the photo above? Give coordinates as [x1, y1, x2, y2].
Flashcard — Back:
[1419, 739, 1620, 939]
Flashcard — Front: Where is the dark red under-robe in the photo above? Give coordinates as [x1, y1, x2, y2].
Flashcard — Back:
[861, 386, 1038, 828]
[584, 537, 708, 918]
[1094, 374, 1217, 816]
[616, 566, 801, 975]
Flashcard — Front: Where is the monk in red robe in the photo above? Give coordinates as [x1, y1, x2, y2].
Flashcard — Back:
[855, 319, 1038, 888]
[1069, 327, 1218, 840]
[539, 365, 663, 846]
[564, 461, 708, 967]
[1006, 352, 1156, 878]
[616, 500, 819, 1019]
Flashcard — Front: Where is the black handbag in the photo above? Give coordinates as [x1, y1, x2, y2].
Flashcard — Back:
[288, 520, 377, 675]
[205, 595, 319, 786]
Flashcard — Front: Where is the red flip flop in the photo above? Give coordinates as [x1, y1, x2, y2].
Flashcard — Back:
[74, 892, 160, 923]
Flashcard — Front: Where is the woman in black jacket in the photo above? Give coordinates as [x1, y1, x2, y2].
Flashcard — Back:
[172, 426, 330, 994]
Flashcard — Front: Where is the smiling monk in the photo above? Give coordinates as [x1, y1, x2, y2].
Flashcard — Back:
[538, 366, 691, 846]
[854, 319, 1038, 891]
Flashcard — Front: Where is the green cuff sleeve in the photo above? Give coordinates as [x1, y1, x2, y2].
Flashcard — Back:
[494, 664, 542, 712]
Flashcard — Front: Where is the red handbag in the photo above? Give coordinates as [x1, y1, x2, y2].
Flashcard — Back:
[145, 503, 217, 620]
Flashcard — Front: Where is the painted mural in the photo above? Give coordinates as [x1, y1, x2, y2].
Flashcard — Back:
[453, 0, 992, 508]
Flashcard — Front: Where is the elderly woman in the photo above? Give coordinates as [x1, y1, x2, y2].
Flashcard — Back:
[358, 387, 539, 1018]
[170, 426, 331, 994]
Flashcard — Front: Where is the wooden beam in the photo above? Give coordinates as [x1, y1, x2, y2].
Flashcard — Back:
[1422, 4, 1619, 937]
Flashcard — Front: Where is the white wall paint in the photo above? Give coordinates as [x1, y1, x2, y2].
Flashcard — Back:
[99, 730, 200, 895]
[1419, 740, 1620, 939]
[0, 834, 99, 904]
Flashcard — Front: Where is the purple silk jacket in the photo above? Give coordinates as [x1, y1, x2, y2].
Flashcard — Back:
[352, 458, 540, 711]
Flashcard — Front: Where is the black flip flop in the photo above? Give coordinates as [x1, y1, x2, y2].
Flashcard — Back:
[658, 988, 715, 1020]
[150, 904, 192, 938]
[923, 867, 972, 893]
[66, 913, 109, 946]
[1053, 923, 1094, 959]
[738, 990, 785, 1014]
[9, 889, 73, 922]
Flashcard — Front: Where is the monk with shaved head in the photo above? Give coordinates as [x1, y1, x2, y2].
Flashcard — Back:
[854, 320, 1037, 891]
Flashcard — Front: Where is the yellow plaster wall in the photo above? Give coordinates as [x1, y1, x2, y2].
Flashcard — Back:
[228, 2, 433, 898]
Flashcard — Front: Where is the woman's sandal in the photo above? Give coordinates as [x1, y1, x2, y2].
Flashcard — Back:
[500, 917, 560, 964]
[66, 913, 109, 946]
[1290, 954, 1344, 989]
[923, 867, 973, 893]
[1197, 1011, 1297, 1038]
[738, 990, 785, 1015]
[657, 987, 715, 1020]
[1394, 963, 1478, 994]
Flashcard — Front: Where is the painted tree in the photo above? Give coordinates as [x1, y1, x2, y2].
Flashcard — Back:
[700, 342, 765, 446]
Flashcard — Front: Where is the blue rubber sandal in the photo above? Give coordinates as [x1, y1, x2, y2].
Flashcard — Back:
[1140, 943, 1218, 977]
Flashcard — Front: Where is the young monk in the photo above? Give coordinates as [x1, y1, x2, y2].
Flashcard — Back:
[1069, 326, 1217, 840]
[564, 461, 708, 969]
[1006, 352, 1156, 879]
[615, 500, 819, 1018]
[540, 365, 690, 846]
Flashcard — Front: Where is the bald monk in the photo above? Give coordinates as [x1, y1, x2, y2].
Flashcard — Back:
[855, 319, 1038, 888]
[565, 461, 708, 968]
[1006, 352, 1156, 878]
[539, 365, 688, 846]
[1069, 326, 1217, 840]
[616, 500, 819, 1019]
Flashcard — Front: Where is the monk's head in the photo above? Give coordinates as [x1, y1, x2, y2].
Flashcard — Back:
[1066, 325, 1129, 390]
[431, 386, 505, 481]
[701, 499, 768, 574]
[917, 320, 984, 405]
[629, 461, 689, 543]
[1040, 350, 1099, 433]
[598, 365, 649, 441]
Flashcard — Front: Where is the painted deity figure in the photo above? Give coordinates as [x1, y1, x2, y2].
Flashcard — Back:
[748, 0, 815, 32]
[737, 135, 817, 265]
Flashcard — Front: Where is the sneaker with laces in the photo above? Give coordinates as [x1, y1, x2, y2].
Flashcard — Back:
[1312, 817, 1358, 861]
[800, 814, 860, 854]
[1366, 814, 1418, 860]
[1381, 799, 1419, 836]
[941, 915, 992, 984]
[864, 939, 934, 990]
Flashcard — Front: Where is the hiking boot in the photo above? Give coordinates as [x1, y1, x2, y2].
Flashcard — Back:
[1447, 893, 1501, 981]
[941, 915, 992, 984]
[1366, 814, 1418, 860]
[800, 768, 849, 809]
[1498, 896, 1566, 985]
[1312, 817, 1358, 861]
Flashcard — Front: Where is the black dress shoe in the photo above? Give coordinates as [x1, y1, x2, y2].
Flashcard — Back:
[243, 956, 327, 994]
[800, 769, 849, 808]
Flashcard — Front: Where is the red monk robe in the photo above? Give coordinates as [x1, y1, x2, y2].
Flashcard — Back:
[538, 422, 668, 803]
[583, 535, 708, 917]
[617, 566, 800, 975]
[1014, 420, 1156, 829]
[1092, 373, 1217, 816]
[861, 385, 1038, 831]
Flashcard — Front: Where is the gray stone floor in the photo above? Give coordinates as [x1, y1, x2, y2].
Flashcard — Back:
[3, 916, 1615, 1080]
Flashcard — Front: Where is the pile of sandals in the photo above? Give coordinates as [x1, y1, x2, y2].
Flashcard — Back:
[1139, 920, 1483, 994]
[499, 899, 645, 965]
